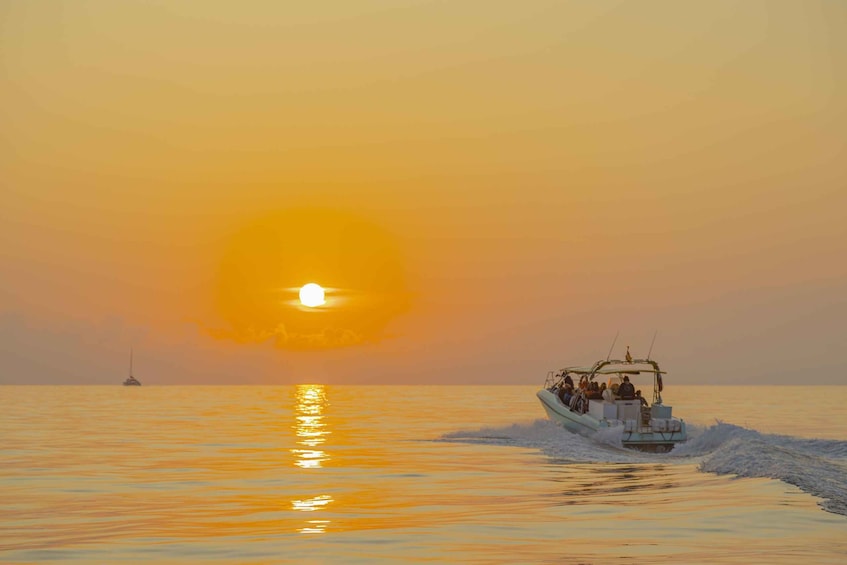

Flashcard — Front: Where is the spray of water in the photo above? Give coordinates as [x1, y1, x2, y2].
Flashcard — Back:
[440, 419, 847, 516]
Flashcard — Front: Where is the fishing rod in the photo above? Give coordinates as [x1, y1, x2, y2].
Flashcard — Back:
[646, 330, 658, 360]
[606, 331, 619, 361]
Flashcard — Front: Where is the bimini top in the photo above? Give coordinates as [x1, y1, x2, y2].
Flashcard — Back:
[547, 355, 670, 405]
[556, 358, 666, 381]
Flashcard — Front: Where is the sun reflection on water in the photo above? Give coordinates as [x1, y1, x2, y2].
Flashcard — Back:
[291, 384, 332, 534]
[291, 384, 330, 469]
[298, 519, 330, 534]
[291, 494, 333, 512]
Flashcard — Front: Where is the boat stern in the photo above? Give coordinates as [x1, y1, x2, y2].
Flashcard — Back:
[621, 417, 686, 452]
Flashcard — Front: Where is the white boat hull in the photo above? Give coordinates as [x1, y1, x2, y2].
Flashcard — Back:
[537, 389, 686, 452]
[537, 389, 602, 434]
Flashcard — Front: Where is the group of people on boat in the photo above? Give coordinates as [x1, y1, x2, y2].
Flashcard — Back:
[556, 374, 600, 413]
[555, 373, 648, 413]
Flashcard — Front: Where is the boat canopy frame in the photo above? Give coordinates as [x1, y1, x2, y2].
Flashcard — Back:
[545, 358, 666, 404]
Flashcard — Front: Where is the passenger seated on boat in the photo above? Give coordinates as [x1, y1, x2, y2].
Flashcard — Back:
[563, 374, 574, 389]
[558, 384, 574, 405]
[618, 376, 635, 400]
[586, 381, 603, 400]
[635, 390, 648, 406]
[570, 389, 587, 413]
[591, 382, 607, 401]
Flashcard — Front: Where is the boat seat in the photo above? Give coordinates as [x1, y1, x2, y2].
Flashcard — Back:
[617, 401, 640, 422]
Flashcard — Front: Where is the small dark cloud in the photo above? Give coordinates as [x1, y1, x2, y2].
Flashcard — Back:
[204, 322, 369, 351]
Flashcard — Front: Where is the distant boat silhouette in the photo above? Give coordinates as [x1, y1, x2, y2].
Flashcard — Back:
[123, 349, 141, 386]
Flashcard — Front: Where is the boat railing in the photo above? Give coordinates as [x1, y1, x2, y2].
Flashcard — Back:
[544, 371, 561, 390]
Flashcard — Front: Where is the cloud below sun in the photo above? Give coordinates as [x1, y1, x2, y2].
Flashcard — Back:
[202, 209, 411, 351]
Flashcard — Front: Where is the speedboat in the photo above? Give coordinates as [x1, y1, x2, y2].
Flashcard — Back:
[537, 350, 686, 452]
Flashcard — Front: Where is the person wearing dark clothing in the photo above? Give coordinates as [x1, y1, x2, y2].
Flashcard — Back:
[570, 389, 587, 413]
[558, 383, 573, 404]
[563, 374, 574, 389]
[617, 375, 635, 400]
[587, 381, 602, 400]
[635, 389, 649, 406]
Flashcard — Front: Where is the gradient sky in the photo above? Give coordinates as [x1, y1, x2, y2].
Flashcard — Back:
[2, 1, 845, 385]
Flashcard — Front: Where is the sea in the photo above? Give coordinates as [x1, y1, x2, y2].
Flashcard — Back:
[2, 385, 846, 564]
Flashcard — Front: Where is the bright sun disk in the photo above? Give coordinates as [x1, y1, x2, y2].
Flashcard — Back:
[299, 283, 326, 307]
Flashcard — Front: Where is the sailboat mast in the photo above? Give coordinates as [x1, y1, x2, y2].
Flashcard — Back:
[130, 348, 133, 377]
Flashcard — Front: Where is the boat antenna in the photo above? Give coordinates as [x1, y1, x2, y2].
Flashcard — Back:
[605, 331, 619, 361]
[646, 331, 658, 360]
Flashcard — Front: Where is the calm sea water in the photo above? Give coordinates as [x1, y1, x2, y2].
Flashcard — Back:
[2, 385, 846, 564]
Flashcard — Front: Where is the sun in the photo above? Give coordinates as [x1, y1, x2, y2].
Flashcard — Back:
[299, 283, 326, 307]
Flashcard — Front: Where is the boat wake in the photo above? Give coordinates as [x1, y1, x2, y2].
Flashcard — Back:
[440, 419, 847, 516]
[683, 422, 847, 516]
[440, 420, 655, 464]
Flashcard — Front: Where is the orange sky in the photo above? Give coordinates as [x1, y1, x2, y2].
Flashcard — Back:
[2, 1, 845, 384]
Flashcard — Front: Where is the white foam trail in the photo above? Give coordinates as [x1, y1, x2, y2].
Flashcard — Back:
[439, 420, 847, 516]
[442, 420, 653, 463]
[690, 422, 847, 516]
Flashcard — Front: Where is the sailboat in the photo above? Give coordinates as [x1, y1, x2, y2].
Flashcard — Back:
[123, 349, 141, 386]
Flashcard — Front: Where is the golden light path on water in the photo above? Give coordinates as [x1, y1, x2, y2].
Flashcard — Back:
[1, 386, 846, 562]
[291, 384, 333, 534]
